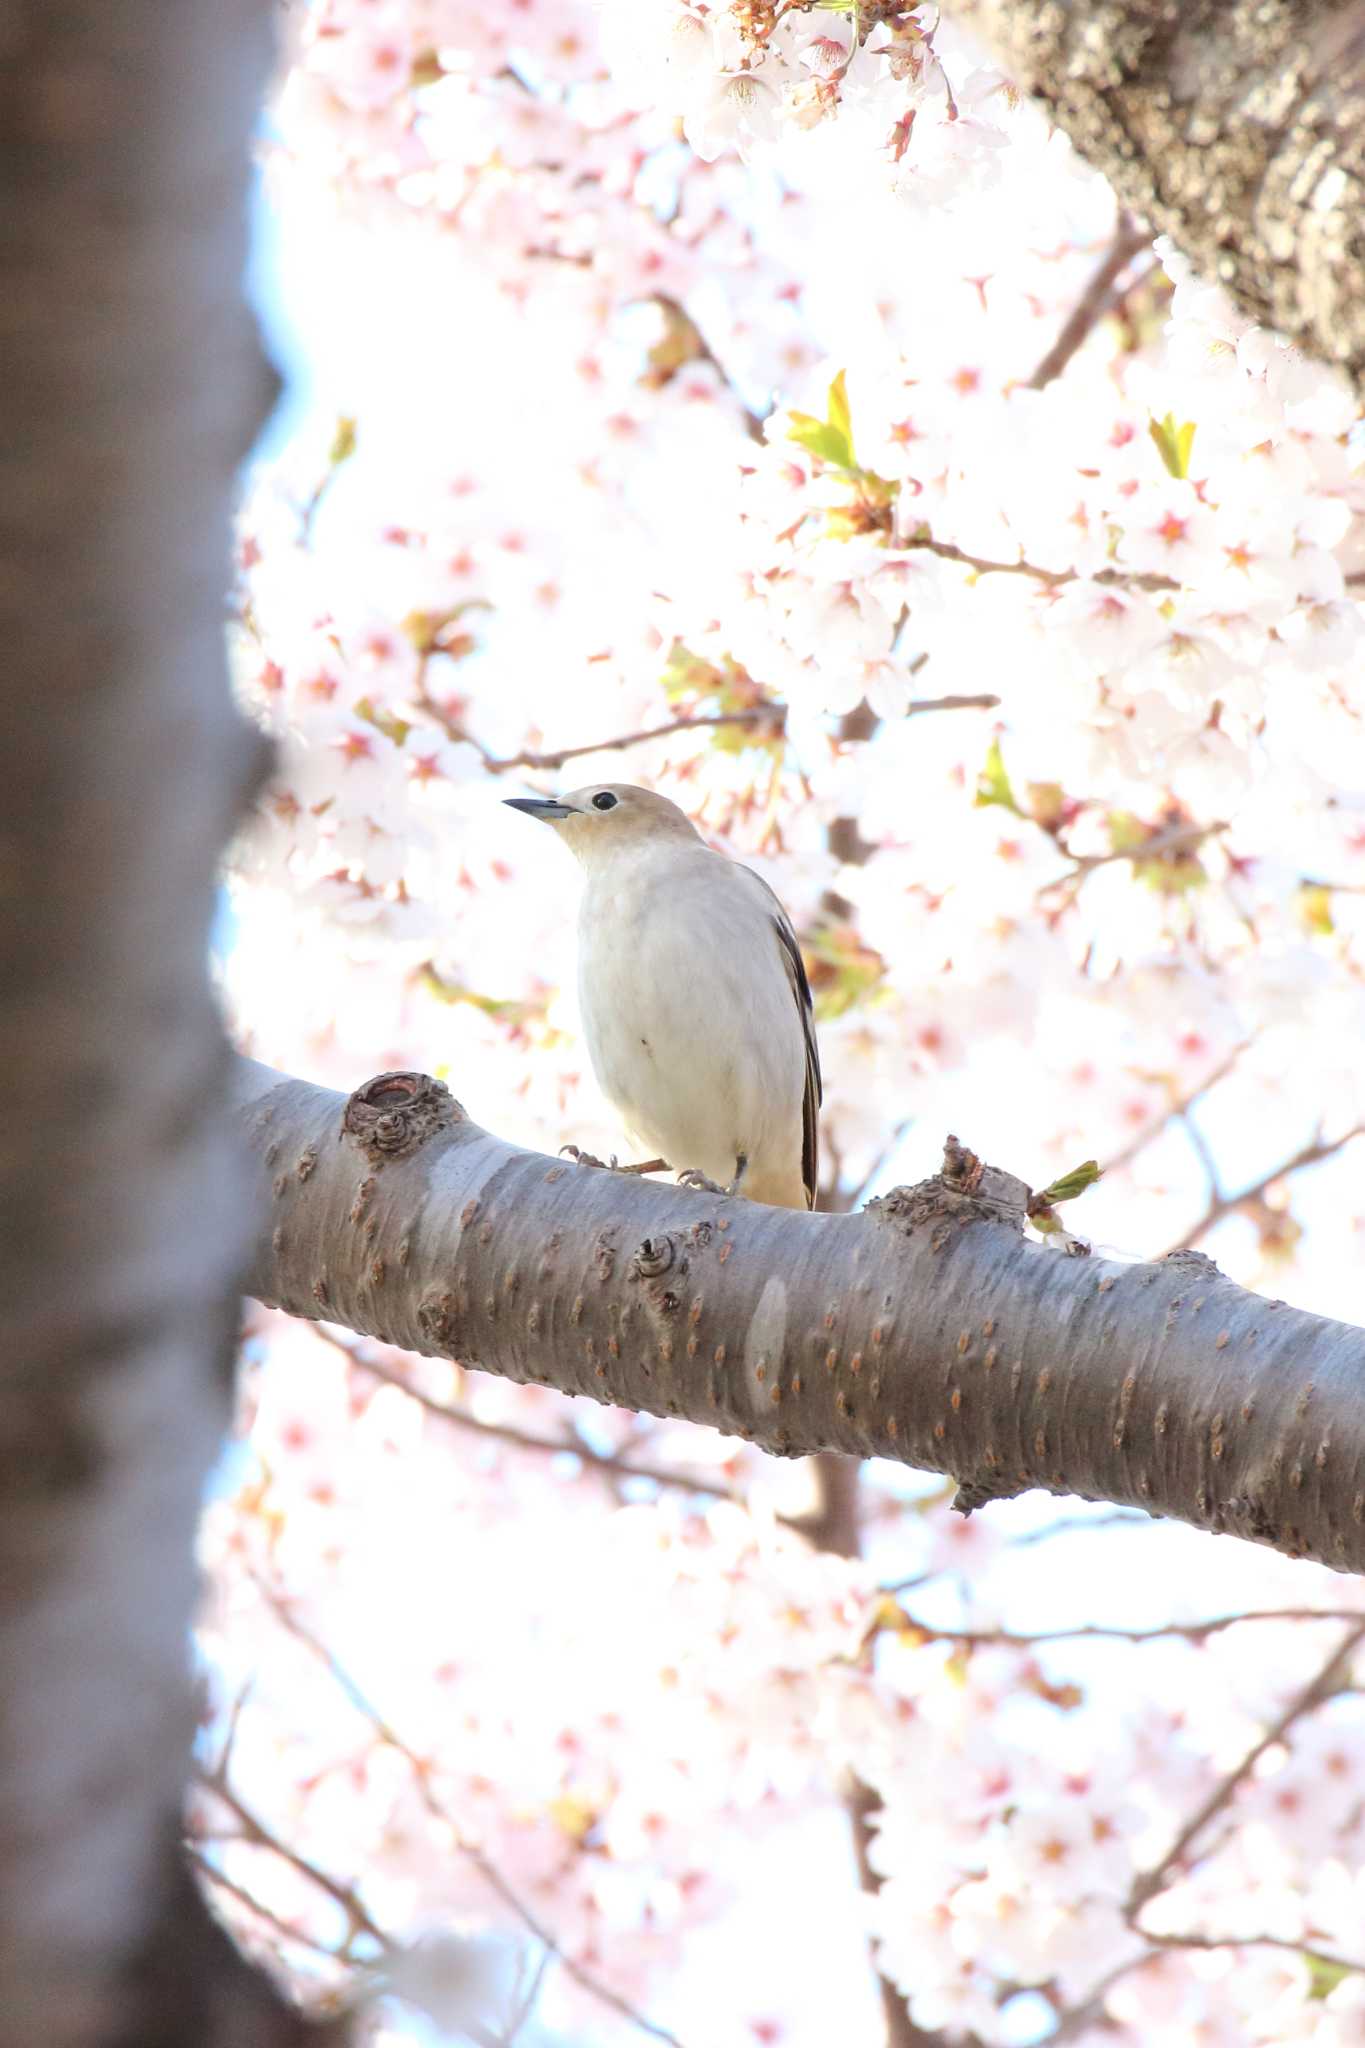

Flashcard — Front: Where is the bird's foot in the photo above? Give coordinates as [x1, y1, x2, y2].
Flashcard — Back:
[560, 1143, 613, 1171]
[677, 1168, 737, 1199]
[678, 1151, 748, 1200]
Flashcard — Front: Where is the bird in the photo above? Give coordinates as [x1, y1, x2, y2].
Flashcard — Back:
[504, 782, 821, 1210]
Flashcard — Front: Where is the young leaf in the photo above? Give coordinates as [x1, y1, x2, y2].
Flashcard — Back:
[1035, 1160, 1102, 1207]
[1299, 882, 1335, 936]
[1148, 411, 1197, 480]
[787, 410, 854, 470]
[974, 736, 1019, 813]
[827, 369, 854, 465]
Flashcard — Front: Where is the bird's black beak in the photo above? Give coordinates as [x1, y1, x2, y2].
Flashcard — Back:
[503, 797, 579, 821]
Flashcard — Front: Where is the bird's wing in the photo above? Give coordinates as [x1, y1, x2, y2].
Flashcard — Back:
[739, 865, 823, 1209]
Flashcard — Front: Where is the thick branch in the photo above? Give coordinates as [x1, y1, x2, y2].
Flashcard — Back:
[235, 1063, 1365, 1576]
[950, 0, 1365, 391]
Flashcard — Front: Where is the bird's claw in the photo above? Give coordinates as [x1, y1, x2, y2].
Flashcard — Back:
[560, 1144, 613, 1171]
[677, 1168, 734, 1198]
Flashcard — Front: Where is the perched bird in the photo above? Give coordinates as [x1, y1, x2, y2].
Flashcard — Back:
[504, 783, 821, 1210]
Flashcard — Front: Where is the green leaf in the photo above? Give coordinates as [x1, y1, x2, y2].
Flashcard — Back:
[1300, 882, 1335, 936]
[400, 598, 492, 656]
[354, 697, 410, 747]
[827, 369, 854, 464]
[787, 410, 854, 470]
[1306, 1955, 1351, 2001]
[327, 415, 357, 467]
[659, 640, 719, 702]
[418, 964, 529, 1020]
[974, 737, 1019, 814]
[1106, 810, 1148, 854]
[808, 924, 887, 1022]
[1148, 411, 1197, 480]
[1036, 1160, 1103, 1206]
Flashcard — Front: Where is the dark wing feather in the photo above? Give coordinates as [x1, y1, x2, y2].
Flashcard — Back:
[770, 911, 822, 1209]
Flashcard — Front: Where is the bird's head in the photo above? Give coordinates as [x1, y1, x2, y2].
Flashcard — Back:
[503, 782, 702, 868]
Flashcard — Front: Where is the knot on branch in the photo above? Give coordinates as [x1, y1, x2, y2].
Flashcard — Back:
[631, 1234, 676, 1280]
[1160, 1247, 1222, 1278]
[951, 1473, 1022, 1518]
[416, 1286, 463, 1354]
[868, 1135, 1029, 1247]
[342, 1070, 461, 1164]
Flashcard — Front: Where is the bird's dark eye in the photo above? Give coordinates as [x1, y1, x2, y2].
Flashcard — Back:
[591, 792, 618, 812]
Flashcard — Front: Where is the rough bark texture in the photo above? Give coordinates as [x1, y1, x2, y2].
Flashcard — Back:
[0, 6, 321, 2043]
[238, 1063, 1365, 1577]
[951, 0, 1365, 389]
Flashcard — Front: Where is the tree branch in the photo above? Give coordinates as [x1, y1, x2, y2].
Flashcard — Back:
[320, 1324, 760, 1507]
[1166, 1124, 1365, 1255]
[421, 696, 998, 777]
[894, 1606, 1365, 1647]
[250, 1586, 685, 2047]
[903, 531, 1177, 594]
[1028, 218, 1152, 388]
[1128, 1620, 1365, 1915]
[234, 1062, 1365, 1576]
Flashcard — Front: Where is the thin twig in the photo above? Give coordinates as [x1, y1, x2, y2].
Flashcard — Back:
[1099, 1044, 1247, 1179]
[1040, 818, 1227, 913]
[1139, 1927, 1365, 1974]
[1128, 1621, 1365, 1915]
[258, 1585, 687, 2048]
[427, 692, 994, 777]
[188, 1845, 350, 1965]
[904, 692, 999, 714]
[904, 530, 1178, 595]
[1165, 1123, 1365, 1255]
[1028, 219, 1152, 389]
[1178, 1105, 1224, 1204]
[891, 1606, 1365, 1649]
[321, 1327, 753, 1507]
[196, 1775, 394, 1952]
[480, 709, 785, 773]
[647, 293, 766, 443]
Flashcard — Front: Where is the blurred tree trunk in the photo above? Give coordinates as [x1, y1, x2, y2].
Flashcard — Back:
[0, 4, 324, 2041]
[952, 0, 1365, 389]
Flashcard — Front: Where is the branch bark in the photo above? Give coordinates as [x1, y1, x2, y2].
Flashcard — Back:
[0, 5, 328, 2043]
[949, 0, 1365, 390]
[236, 1063, 1365, 1577]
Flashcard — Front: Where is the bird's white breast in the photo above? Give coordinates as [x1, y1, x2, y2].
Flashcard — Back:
[576, 847, 806, 1199]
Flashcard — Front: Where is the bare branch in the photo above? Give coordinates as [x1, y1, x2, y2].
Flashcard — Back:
[420, 692, 996, 779]
[1028, 219, 1152, 389]
[1166, 1124, 1365, 1255]
[1099, 1046, 1248, 1179]
[1128, 1621, 1365, 1916]
[195, 1777, 394, 1955]
[255, 1588, 686, 2048]
[187, 1849, 351, 1968]
[892, 1606, 1365, 1648]
[903, 530, 1178, 595]
[479, 709, 787, 774]
[319, 1325, 756, 1506]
